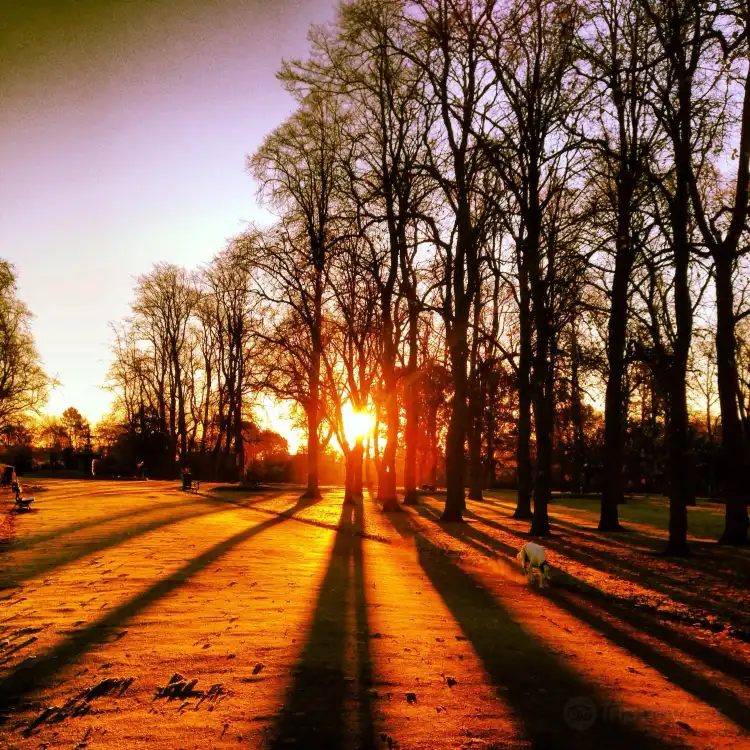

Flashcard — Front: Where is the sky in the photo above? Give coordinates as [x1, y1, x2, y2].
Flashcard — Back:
[0, 0, 337, 447]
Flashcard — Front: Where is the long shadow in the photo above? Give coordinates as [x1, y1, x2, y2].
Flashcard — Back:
[270, 501, 376, 750]
[464, 506, 750, 634]
[0, 496, 318, 707]
[5, 488, 288, 555]
[1, 502, 238, 588]
[482, 497, 750, 568]
[418, 505, 750, 721]
[383, 511, 669, 750]
[417, 503, 518, 558]
[466, 508, 685, 582]
[438, 506, 744, 605]
[544, 588, 750, 731]
[542, 502, 744, 553]
[0, 491, 293, 589]
[3, 496, 215, 553]
[548, 514, 750, 576]
[545, 528, 748, 613]
[465, 510, 724, 592]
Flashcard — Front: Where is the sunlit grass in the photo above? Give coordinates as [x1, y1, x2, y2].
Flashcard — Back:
[1, 481, 747, 748]
[484, 490, 727, 541]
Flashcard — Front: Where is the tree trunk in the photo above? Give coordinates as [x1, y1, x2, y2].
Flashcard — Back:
[664, 375, 691, 556]
[531, 348, 553, 537]
[600, 274, 627, 528]
[303, 258, 324, 500]
[303, 348, 321, 499]
[485, 381, 497, 488]
[378, 295, 400, 509]
[569, 323, 586, 494]
[467, 296, 484, 501]
[663, 187, 693, 554]
[403, 386, 419, 505]
[514, 251, 533, 520]
[364, 436, 372, 488]
[233, 395, 244, 482]
[200, 362, 212, 456]
[600, 45, 639, 527]
[379, 375, 399, 511]
[353, 441, 364, 496]
[343, 441, 362, 506]
[425, 397, 439, 487]
[715, 255, 750, 545]
[403, 313, 420, 506]
[529, 206, 552, 537]
[467, 375, 484, 501]
[442, 332, 469, 522]
[304, 403, 321, 499]
[344, 446, 355, 504]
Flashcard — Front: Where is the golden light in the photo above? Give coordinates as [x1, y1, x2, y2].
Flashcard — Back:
[341, 402, 375, 445]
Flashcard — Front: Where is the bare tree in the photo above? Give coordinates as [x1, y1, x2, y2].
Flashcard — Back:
[202, 244, 259, 480]
[249, 94, 344, 498]
[131, 263, 198, 469]
[635, 0, 728, 554]
[0, 261, 52, 427]
[285, 0, 431, 508]
[678, 0, 750, 545]
[479, 0, 586, 535]
[577, 0, 662, 530]
[403, 0, 500, 521]
[322, 233, 381, 502]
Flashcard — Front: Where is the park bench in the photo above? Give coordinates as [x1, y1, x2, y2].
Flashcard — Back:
[181, 473, 200, 492]
[11, 481, 34, 512]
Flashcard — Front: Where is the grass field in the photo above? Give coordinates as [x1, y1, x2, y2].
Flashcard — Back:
[0, 480, 748, 748]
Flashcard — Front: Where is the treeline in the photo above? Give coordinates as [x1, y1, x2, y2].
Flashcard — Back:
[107, 0, 750, 552]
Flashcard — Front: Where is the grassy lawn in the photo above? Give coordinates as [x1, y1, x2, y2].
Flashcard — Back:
[0, 480, 747, 749]
[550, 493, 728, 541]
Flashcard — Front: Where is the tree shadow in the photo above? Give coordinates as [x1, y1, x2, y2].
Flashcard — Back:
[549, 514, 750, 574]
[382, 510, 670, 749]
[2, 485, 288, 557]
[416, 505, 750, 725]
[270, 500, 375, 750]
[416, 502, 519, 556]
[3, 495, 222, 553]
[466, 508, 694, 586]
[0, 501, 239, 588]
[464, 507, 750, 635]
[0, 496, 318, 707]
[544, 587, 750, 732]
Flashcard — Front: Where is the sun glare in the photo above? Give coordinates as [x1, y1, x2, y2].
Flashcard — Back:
[341, 402, 375, 445]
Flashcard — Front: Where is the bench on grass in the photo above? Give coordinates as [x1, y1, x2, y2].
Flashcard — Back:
[12, 481, 34, 511]
[181, 473, 200, 492]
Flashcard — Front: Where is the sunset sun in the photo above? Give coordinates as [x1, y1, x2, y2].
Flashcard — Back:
[341, 402, 375, 445]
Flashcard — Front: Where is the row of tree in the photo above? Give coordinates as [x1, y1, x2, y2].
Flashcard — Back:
[106, 0, 750, 553]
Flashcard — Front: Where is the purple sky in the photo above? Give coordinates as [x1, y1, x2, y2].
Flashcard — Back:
[0, 0, 336, 424]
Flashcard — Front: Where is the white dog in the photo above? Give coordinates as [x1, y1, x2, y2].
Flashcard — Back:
[517, 542, 551, 587]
